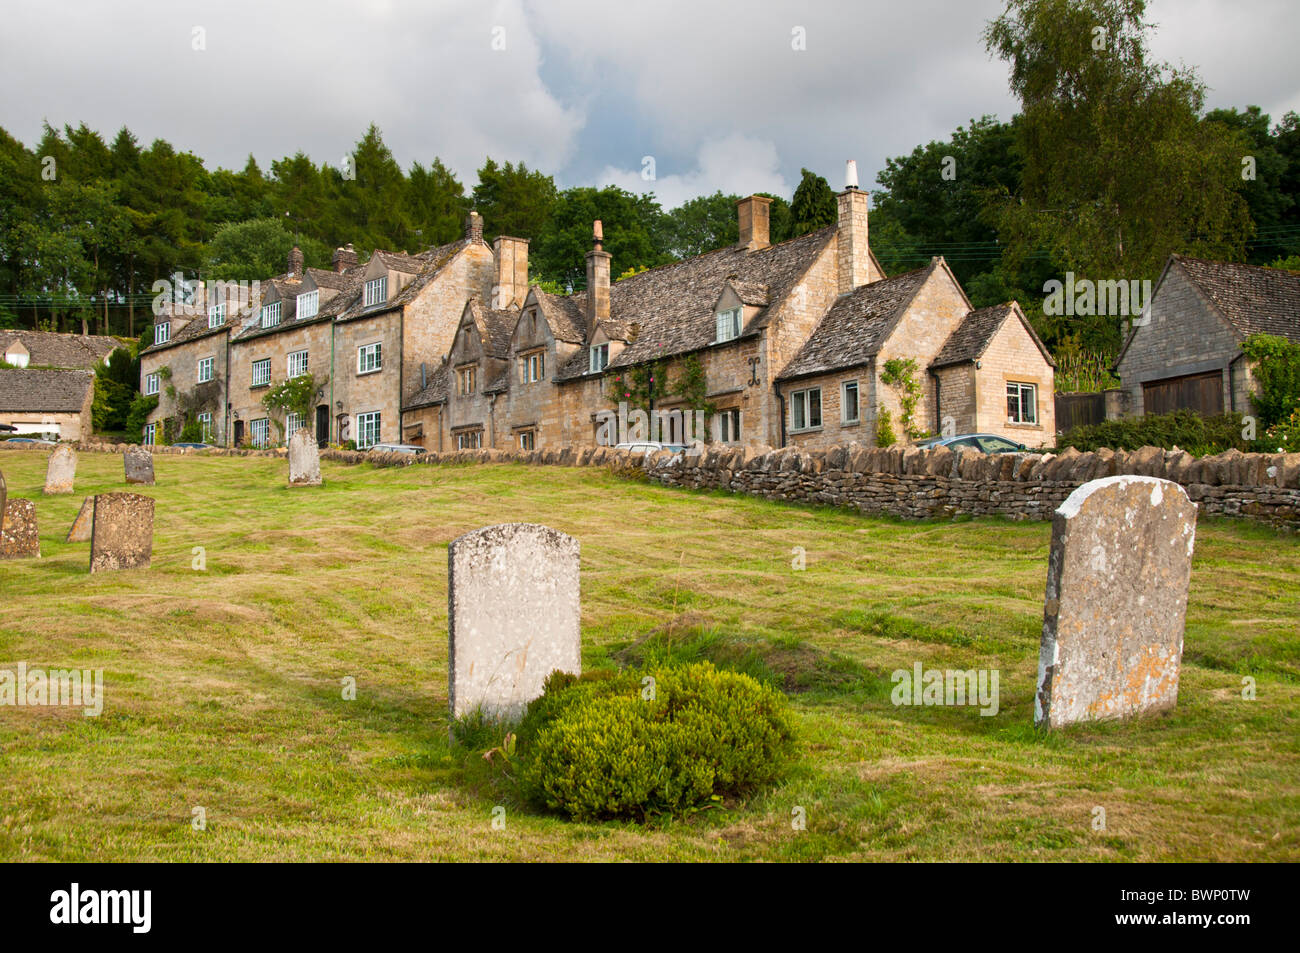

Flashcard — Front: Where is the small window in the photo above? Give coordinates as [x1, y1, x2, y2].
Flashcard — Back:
[364, 276, 388, 307]
[208, 304, 226, 328]
[457, 365, 477, 396]
[456, 430, 483, 450]
[590, 343, 609, 373]
[715, 307, 742, 343]
[715, 408, 741, 444]
[288, 350, 309, 378]
[790, 388, 822, 431]
[841, 380, 860, 424]
[145, 372, 160, 396]
[519, 350, 545, 383]
[297, 290, 318, 320]
[518, 430, 536, 451]
[196, 412, 213, 442]
[356, 411, 382, 449]
[285, 411, 304, 437]
[250, 418, 270, 448]
[197, 357, 214, 383]
[260, 301, 281, 329]
[357, 343, 382, 374]
[154, 322, 170, 345]
[1007, 381, 1038, 425]
[143, 422, 156, 446]
[252, 358, 271, 387]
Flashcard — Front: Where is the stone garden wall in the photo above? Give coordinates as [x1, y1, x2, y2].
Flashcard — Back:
[26, 438, 1300, 530]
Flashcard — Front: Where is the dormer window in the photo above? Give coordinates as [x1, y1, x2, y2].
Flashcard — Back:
[715, 307, 741, 343]
[589, 343, 609, 373]
[260, 301, 281, 329]
[297, 290, 318, 320]
[519, 350, 545, 384]
[208, 303, 226, 328]
[456, 365, 477, 396]
[154, 322, 170, 345]
[364, 276, 388, 307]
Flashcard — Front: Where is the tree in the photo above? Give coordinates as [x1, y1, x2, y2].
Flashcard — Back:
[471, 158, 558, 247]
[1204, 106, 1294, 264]
[532, 186, 669, 287]
[788, 168, 837, 237]
[206, 217, 328, 281]
[407, 158, 468, 248]
[660, 191, 739, 258]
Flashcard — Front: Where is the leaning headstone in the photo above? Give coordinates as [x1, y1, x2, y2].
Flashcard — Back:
[288, 428, 322, 486]
[124, 448, 155, 485]
[1035, 476, 1197, 729]
[89, 492, 154, 572]
[44, 444, 77, 494]
[66, 497, 95, 542]
[448, 523, 581, 721]
[0, 499, 40, 559]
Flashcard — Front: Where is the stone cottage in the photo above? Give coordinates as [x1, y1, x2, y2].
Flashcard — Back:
[1114, 255, 1300, 417]
[0, 329, 122, 440]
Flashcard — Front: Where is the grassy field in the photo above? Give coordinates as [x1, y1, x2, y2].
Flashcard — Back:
[0, 446, 1297, 862]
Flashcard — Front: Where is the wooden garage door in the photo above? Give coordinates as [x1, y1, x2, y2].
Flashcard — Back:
[1142, 371, 1223, 416]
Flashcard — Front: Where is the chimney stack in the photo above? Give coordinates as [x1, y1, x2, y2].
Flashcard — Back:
[287, 245, 304, 279]
[736, 195, 772, 250]
[492, 236, 530, 310]
[837, 160, 870, 294]
[585, 220, 611, 337]
[332, 243, 358, 274]
[466, 211, 484, 244]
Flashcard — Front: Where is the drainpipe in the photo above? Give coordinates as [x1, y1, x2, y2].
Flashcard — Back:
[223, 330, 231, 446]
[398, 309, 404, 444]
[774, 382, 787, 448]
[329, 319, 335, 445]
[489, 392, 498, 448]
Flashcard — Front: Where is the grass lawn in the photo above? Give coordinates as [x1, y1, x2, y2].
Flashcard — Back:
[0, 446, 1297, 862]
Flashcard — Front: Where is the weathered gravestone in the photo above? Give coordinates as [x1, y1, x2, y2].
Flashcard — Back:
[66, 497, 95, 542]
[124, 448, 155, 485]
[1035, 475, 1197, 729]
[43, 444, 77, 494]
[288, 428, 322, 486]
[89, 492, 154, 572]
[0, 499, 40, 559]
[448, 523, 581, 721]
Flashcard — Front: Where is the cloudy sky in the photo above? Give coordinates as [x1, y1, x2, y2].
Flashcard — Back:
[2, 0, 1297, 209]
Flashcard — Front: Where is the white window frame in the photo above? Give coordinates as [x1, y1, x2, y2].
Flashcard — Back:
[251, 358, 271, 387]
[715, 307, 742, 343]
[288, 350, 309, 378]
[260, 301, 281, 328]
[590, 343, 609, 373]
[197, 357, 214, 383]
[296, 290, 318, 320]
[285, 411, 304, 437]
[250, 417, 270, 448]
[145, 372, 160, 396]
[143, 422, 156, 446]
[790, 387, 822, 432]
[456, 430, 483, 450]
[518, 429, 536, 451]
[457, 365, 477, 396]
[520, 350, 544, 383]
[715, 408, 741, 444]
[364, 276, 388, 307]
[197, 412, 213, 441]
[357, 342, 382, 374]
[356, 411, 382, 449]
[154, 322, 170, 345]
[841, 380, 860, 425]
[208, 304, 226, 328]
[1007, 381, 1038, 425]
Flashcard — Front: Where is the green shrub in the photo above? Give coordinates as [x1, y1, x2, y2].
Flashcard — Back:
[514, 662, 796, 821]
[1057, 409, 1260, 457]
[875, 407, 897, 447]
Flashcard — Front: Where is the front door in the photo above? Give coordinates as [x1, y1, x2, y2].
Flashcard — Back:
[1143, 371, 1224, 416]
[316, 404, 330, 448]
[233, 419, 244, 446]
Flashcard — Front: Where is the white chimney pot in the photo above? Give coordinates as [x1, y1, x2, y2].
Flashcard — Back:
[845, 160, 859, 190]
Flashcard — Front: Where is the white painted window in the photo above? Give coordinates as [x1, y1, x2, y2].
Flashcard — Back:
[143, 422, 156, 445]
[791, 388, 822, 431]
[288, 350, 309, 378]
[250, 418, 270, 448]
[520, 350, 544, 383]
[197, 357, 214, 383]
[252, 359, 271, 387]
[260, 301, 281, 328]
[356, 411, 381, 449]
[715, 307, 742, 343]
[457, 365, 477, 395]
[715, 408, 741, 443]
[1007, 381, 1038, 425]
[841, 380, 860, 424]
[154, 322, 170, 345]
[518, 430, 536, 451]
[296, 290, 318, 320]
[456, 430, 483, 450]
[357, 342, 382, 374]
[197, 412, 213, 441]
[364, 276, 387, 307]
[5, 350, 29, 368]
[285, 411, 304, 437]
[589, 343, 609, 373]
[208, 304, 226, 328]
[144, 373, 160, 396]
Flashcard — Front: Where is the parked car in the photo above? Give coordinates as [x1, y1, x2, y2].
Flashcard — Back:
[369, 443, 427, 455]
[2, 436, 56, 446]
[916, 433, 1028, 454]
[613, 441, 691, 456]
[0, 423, 16, 433]
[171, 442, 211, 449]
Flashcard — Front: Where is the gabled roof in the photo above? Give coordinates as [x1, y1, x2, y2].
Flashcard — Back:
[727, 279, 772, 307]
[931, 301, 1056, 370]
[334, 239, 470, 323]
[462, 298, 518, 360]
[142, 309, 233, 354]
[532, 290, 587, 344]
[1169, 255, 1300, 341]
[404, 363, 448, 410]
[0, 368, 94, 413]
[775, 261, 937, 382]
[1, 330, 122, 369]
[370, 249, 427, 275]
[303, 267, 354, 292]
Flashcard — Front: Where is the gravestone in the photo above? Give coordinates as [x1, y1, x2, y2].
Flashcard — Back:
[124, 448, 155, 485]
[44, 444, 77, 494]
[0, 499, 40, 559]
[288, 428, 322, 486]
[66, 497, 95, 542]
[1035, 475, 1197, 729]
[89, 492, 154, 572]
[448, 523, 581, 721]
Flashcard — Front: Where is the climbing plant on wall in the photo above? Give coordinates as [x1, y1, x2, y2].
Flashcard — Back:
[880, 357, 926, 441]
